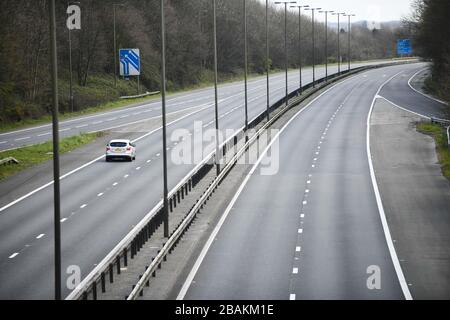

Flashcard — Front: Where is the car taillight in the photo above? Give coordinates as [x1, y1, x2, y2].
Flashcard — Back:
[106, 147, 110, 151]
[127, 147, 132, 151]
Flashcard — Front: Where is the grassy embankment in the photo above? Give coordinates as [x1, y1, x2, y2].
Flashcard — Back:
[0, 132, 104, 181]
[417, 122, 450, 179]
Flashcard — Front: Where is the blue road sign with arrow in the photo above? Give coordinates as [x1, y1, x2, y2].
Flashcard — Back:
[120, 49, 141, 76]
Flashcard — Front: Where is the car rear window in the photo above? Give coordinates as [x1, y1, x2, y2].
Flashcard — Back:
[110, 142, 127, 147]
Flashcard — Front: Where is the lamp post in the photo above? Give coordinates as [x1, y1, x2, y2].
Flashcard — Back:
[344, 14, 356, 71]
[332, 12, 345, 75]
[212, 0, 220, 175]
[319, 10, 334, 82]
[290, 4, 309, 94]
[47, 0, 61, 300]
[113, 3, 124, 87]
[67, 1, 80, 113]
[305, 7, 321, 88]
[265, 0, 270, 121]
[243, 0, 248, 131]
[274, 1, 296, 106]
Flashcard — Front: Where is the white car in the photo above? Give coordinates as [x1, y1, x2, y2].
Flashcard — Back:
[106, 139, 136, 162]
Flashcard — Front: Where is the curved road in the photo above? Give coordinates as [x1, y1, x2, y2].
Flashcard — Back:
[180, 62, 442, 300]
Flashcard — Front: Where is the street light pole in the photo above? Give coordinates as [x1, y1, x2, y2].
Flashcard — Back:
[160, 0, 169, 238]
[67, 1, 80, 113]
[332, 12, 345, 75]
[265, 0, 270, 121]
[319, 10, 334, 82]
[113, 4, 124, 88]
[344, 14, 356, 71]
[48, 0, 61, 301]
[305, 7, 321, 88]
[274, 1, 295, 106]
[212, 0, 220, 175]
[290, 4, 309, 95]
[243, 0, 248, 131]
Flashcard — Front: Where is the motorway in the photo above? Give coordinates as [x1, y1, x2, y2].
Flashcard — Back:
[0, 61, 426, 299]
[0, 60, 409, 152]
[180, 62, 443, 300]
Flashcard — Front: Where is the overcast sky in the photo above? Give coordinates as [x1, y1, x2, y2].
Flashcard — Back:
[264, 0, 415, 22]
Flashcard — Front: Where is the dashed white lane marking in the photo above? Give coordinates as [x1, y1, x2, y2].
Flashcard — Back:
[136, 167, 141, 171]
[305, 189, 310, 193]
[298, 229, 303, 234]
[0, 141, 7, 144]
[120, 115, 129, 119]
[307, 180, 311, 184]
[76, 124, 88, 128]
[15, 137, 30, 141]
[59, 128, 71, 132]
[300, 214, 305, 218]
[156, 153, 161, 157]
[124, 174, 129, 178]
[293, 268, 299, 274]
[296, 246, 301, 252]
[92, 121, 103, 125]
[80, 204, 87, 209]
[97, 193, 104, 197]
[38, 132, 51, 137]
[36, 234, 45, 239]
[147, 160, 151, 163]
[9, 253, 19, 259]
[302, 201, 307, 205]
[290, 294, 296, 300]
[60, 218, 68, 223]
[113, 182, 118, 186]
[311, 165, 315, 168]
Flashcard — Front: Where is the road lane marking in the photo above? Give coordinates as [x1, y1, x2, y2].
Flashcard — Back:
[59, 128, 71, 132]
[296, 246, 301, 252]
[300, 214, 305, 218]
[124, 174, 129, 178]
[293, 268, 299, 274]
[0, 141, 7, 144]
[407, 67, 449, 105]
[15, 137, 30, 141]
[289, 294, 296, 300]
[113, 182, 118, 186]
[9, 253, 19, 259]
[76, 124, 88, 128]
[97, 193, 104, 197]
[298, 229, 303, 234]
[146, 160, 151, 163]
[80, 204, 87, 209]
[367, 70, 413, 300]
[60, 218, 68, 223]
[36, 234, 45, 239]
[136, 167, 141, 171]
[176, 74, 360, 300]
[37, 132, 52, 137]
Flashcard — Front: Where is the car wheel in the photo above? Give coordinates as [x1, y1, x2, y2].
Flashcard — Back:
[106, 157, 110, 162]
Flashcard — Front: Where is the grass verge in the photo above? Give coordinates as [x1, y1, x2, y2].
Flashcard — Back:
[0, 132, 104, 181]
[417, 122, 450, 179]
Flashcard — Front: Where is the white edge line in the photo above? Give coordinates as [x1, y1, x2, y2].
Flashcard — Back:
[377, 96, 431, 120]
[407, 67, 449, 106]
[176, 72, 359, 300]
[367, 71, 413, 300]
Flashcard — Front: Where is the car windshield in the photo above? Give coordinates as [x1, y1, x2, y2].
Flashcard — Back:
[110, 142, 127, 147]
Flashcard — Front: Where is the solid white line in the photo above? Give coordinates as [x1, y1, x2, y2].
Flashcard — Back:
[9, 253, 19, 259]
[176, 72, 360, 300]
[36, 234, 45, 239]
[367, 71, 413, 300]
[407, 67, 449, 105]
[377, 96, 431, 120]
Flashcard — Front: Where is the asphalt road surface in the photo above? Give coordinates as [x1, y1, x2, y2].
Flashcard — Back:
[0, 60, 409, 152]
[181, 63, 436, 300]
[0, 61, 422, 299]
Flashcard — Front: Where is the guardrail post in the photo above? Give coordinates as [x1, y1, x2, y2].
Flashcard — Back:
[101, 272, 106, 293]
[169, 198, 173, 212]
[92, 281, 97, 300]
[109, 264, 114, 283]
[123, 248, 128, 267]
[117, 256, 121, 275]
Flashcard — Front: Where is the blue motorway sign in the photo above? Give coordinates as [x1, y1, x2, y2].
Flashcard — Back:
[397, 39, 412, 55]
[120, 49, 141, 76]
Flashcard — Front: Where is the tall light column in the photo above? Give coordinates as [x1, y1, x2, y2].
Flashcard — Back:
[305, 7, 321, 88]
[290, 4, 309, 94]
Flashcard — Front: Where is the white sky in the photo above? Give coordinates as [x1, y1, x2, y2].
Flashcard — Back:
[264, 0, 415, 22]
